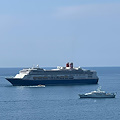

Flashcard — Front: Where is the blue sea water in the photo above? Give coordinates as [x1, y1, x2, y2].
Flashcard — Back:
[0, 67, 120, 120]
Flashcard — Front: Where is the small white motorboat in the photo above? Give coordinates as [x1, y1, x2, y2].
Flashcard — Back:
[23, 85, 45, 88]
[79, 87, 116, 98]
[37, 85, 45, 87]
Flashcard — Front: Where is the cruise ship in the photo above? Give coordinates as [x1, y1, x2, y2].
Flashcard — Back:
[6, 63, 99, 86]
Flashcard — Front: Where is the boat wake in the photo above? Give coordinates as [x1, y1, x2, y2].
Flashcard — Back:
[22, 85, 45, 88]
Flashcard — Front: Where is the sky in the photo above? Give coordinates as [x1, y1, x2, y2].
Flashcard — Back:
[0, 0, 120, 67]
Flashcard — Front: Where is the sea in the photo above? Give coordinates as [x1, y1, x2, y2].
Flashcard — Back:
[0, 67, 120, 120]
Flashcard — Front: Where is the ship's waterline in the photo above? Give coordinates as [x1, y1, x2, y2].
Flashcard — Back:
[6, 78, 98, 86]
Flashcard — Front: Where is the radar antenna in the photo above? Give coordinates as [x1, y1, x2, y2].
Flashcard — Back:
[37, 65, 39, 68]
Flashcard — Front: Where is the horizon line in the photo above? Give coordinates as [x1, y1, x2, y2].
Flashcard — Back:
[0, 66, 120, 68]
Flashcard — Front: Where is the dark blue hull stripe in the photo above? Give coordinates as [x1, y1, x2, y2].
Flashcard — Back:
[6, 78, 98, 86]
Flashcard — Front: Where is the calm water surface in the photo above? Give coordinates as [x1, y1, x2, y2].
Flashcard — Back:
[0, 67, 120, 120]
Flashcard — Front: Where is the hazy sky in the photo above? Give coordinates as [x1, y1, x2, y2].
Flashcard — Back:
[0, 0, 120, 67]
